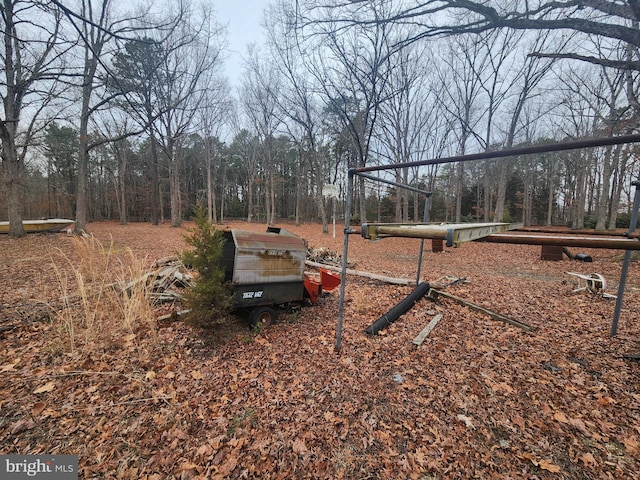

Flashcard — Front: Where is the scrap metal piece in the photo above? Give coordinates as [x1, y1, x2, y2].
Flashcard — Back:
[428, 289, 536, 332]
[565, 272, 617, 299]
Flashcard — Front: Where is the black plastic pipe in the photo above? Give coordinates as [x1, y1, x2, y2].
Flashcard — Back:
[364, 282, 431, 335]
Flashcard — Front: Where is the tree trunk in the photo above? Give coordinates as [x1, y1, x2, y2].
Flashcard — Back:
[76, 109, 90, 233]
[571, 151, 589, 229]
[455, 162, 464, 223]
[297, 148, 304, 227]
[206, 154, 213, 222]
[269, 168, 276, 225]
[395, 169, 402, 222]
[402, 167, 409, 222]
[118, 147, 127, 224]
[247, 169, 254, 223]
[608, 144, 627, 230]
[546, 159, 555, 226]
[147, 97, 160, 225]
[315, 160, 328, 233]
[493, 160, 509, 223]
[205, 147, 216, 223]
[2, 0, 24, 237]
[3, 143, 25, 237]
[483, 160, 491, 221]
[167, 137, 182, 227]
[595, 144, 613, 231]
[523, 167, 533, 226]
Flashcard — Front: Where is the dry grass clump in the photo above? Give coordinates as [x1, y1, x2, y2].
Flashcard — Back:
[49, 234, 155, 355]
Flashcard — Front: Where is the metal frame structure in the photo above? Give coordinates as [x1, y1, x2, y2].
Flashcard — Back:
[335, 134, 640, 350]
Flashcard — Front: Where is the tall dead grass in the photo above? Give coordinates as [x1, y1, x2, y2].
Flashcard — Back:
[50, 234, 156, 355]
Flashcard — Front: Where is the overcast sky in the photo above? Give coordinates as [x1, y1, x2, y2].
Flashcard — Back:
[215, 0, 267, 89]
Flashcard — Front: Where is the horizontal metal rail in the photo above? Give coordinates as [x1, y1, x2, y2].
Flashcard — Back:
[476, 233, 640, 250]
[351, 133, 640, 175]
[359, 223, 640, 250]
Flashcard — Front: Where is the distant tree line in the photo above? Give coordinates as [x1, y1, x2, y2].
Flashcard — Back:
[2, 0, 639, 237]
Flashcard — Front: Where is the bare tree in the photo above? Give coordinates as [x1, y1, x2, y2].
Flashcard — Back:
[375, 40, 437, 222]
[552, 66, 601, 229]
[1, 0, 67, 236]
[298, 1, 640, 72]
[65, 0, 164, 233]
[229, 129, 260, 223]
[493, 31, 559, 223]
[433, 34, 489, 222]
[97, 109, 136, 224]
[115, 3, 225, 228]
[161, 13, 224, 227]
[110, 37, 165, 224]
[265, 0, 330, 231]
[196, 81, 233, 223]
[240, 45, 283, 225]
[473, 28, 524, 222]
[297, 0, 399, 223]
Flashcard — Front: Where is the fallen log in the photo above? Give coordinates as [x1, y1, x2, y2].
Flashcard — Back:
[428, 289, 536, 332]
[305, 260, 414, 286]
[365, 282, 431, 335]
[412, 313, 443, 346]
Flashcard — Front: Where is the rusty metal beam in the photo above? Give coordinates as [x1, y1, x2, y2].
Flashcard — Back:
[516, 227, 640, 239]
[476, 233, 640, 250]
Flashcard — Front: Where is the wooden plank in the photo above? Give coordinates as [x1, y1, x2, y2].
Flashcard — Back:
[412, 314, 443, 346]
[305, 260, 415, 286]
[429, 289, 536, 332]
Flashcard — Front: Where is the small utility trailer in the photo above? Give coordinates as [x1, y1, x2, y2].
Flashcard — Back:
[220, 227, 340, 327]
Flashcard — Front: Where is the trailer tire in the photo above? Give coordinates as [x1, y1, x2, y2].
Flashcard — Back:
[250, 306, 275, 328]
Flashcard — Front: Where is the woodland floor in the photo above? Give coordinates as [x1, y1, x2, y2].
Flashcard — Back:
[1, 220, 640, 479]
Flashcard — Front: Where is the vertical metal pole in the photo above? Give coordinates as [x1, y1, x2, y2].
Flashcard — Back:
[611, 180, 640, 336]
[416, 193, 433, 285]
[336, 171, 355, 351]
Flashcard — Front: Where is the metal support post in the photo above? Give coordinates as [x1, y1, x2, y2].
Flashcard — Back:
[611, 180, 640, 336]
[416, 194, 433, 285]
[336, 171, 355, 351]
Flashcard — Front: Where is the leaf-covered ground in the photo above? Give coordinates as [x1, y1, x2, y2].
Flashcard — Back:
[1, 221, 639, 479]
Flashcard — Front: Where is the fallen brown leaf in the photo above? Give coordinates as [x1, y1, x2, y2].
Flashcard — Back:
[33, 381, 55, 394]
[538, 458, 561, 472]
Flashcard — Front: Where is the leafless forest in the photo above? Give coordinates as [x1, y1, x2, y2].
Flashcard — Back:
[2, 1, 640, 236]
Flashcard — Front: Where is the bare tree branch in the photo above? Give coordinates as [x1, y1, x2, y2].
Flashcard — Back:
[298, 0, 640, 71]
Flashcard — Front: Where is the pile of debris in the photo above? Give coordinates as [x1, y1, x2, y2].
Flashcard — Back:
[124, 256, 193, 304]
[306, 246, 342, 267]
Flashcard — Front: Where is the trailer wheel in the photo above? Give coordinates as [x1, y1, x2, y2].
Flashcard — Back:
[250, 306, 275, 328]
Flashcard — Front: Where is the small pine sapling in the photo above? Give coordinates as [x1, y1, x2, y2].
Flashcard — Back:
[181, 208, 232, 328]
